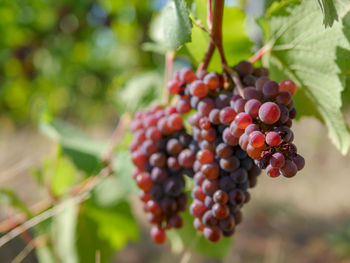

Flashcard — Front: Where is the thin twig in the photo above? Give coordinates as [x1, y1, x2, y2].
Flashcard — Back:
[0, 167, 111, 248]
[207, 0, 213, 29]
[222, 64, 245, 97]
[0, 199, 53, 233]
[191, 17, 211, 35]
[249, 46, 270, 64]
[232, 75, 245, 97]
[10, 235, 48, 263]
[0, 154, 116, 235]
[0, 192, 90, 248]
[163, 50, 175, 104]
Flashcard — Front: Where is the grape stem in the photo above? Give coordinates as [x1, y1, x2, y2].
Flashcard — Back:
[191, 16, 211, 35]
[196, 0, 215, 73]
[222, 64, 244, 97]
[197, 41, 215, 73]
[198, 0, 227, 75]
[207, 0, 213, 29]
[163, 50, 175, 103]
[249, 45, 270, 64]
[210, 0, 237, 90]
[211, 0, 227, 67]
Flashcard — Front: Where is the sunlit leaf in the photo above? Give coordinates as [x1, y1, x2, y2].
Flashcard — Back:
[150, 0, 192, 48]
[318, 0, 350, 27]
[259, 0, 350, 154]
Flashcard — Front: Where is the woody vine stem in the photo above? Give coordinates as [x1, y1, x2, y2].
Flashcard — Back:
[197, 0, 268, 95]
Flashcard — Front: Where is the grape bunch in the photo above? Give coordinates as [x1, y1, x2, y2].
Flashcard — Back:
[129, 60, 305, 245]
[168, 68, 262, 242]
[229, 60, 305, 178]
[129, 104, 196, 244]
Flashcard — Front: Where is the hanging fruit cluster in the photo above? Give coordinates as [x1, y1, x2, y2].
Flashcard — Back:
[129, 60, 305, 243]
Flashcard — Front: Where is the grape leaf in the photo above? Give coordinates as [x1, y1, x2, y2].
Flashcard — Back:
[114, 151, 139, 195]
[150, 0, 192, 48]
[76, 212, 115, 263]
[339, 12, 350, 107]
[52, 198, 79, 263]
[117, 71, 163, 113]
[47, 154, 78, 197]
[0, 189, 32, 217]
[318, 0, 350, 27]
[318, 0, 339, 27]
[258, 0, 350, 154]
[39, 118, 107, 174]
[186, 0, 253, 71]
[77, 200, 139, 263]
[34, 152, 78, 197]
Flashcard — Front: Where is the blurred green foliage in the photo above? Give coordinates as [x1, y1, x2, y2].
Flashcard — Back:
[0, 0, 159, 124]
[1, 1, 350, 263]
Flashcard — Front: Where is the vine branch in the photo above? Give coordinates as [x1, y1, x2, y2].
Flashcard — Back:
[197, 41, 215, 73]
[0, 115, 129, 238]
[0, 192, 90, 248]
[191, 17, 211, 35]
[163, 50, 175, 103]
[207, 0, 213, 29]
[211, 0, 227, 67]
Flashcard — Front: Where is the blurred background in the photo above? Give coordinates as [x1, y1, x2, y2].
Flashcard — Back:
[1, 0, 350, 262]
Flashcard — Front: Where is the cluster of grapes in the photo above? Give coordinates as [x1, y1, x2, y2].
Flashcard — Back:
[129, 104, 196, 244]
[229, 61, 305, 178]
[168, 67, 262, 242]
[129, 60, 305, 245]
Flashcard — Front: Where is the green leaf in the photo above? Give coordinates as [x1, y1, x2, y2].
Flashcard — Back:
[318, 0, 339, 27]
[141, 42, 168, 55]
[340, 13, 350, 107]
[34, 219, 58, 263]
[76, 212, 115, 263]
[168, 209, 233, 258]
[90, 176, 125, 207]
[51, 154, 78, 196]
[259, 0, 350, 154]
[150, 0, 192, 48]
[0, 189, 32, 217]
[318, 0, 350, 27]
[114, 151, 138, 195]
[52, 198, 79, 263]
[117, 71, 163, 113]
[186, 0, 253, 71]
[39, 118, 107, 174]
[34, 151, 79, 197]
[76, 200, 139, 263]
[36, 244, 57, 263]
